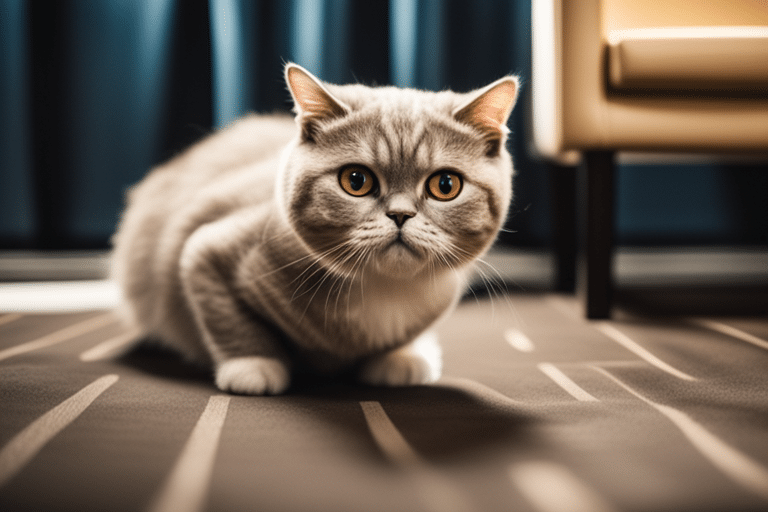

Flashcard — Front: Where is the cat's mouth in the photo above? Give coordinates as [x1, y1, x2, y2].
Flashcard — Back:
[369, 233, 428, 276]
[387, 234, 419, 256]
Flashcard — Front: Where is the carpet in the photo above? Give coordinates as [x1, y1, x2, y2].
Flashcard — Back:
[1, 293, 767, 511]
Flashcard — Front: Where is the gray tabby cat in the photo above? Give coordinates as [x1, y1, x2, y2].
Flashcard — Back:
[111, 63, 518, 395]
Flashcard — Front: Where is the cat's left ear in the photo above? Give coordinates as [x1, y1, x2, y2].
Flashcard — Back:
[285, 63, 349, 142]
[453, 76, 519, 157]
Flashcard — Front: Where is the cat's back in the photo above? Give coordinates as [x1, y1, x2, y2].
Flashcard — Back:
[117, 113, 296, 249]
[137, 114, 296, 201]
[112, 114, 297, 342]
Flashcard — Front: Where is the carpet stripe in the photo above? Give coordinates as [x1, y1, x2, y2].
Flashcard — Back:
[595, 367, 768, 500]
[0, 313, 116, 362]
[696, 320, 768, 352]
[360, 401, 420, 466]
[439, 377, 524, 411]
[0, 374, 119, 487]
[538, 363, 599, 402]
[147, 395, 230, 512]
[510, 460, 617, 512]
[594, 323, 696, 381]
[79, 329, 140, 362]
[360, 401, 475, 512]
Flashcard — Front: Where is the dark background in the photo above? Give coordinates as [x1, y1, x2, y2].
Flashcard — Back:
[1, 0, 766, 251]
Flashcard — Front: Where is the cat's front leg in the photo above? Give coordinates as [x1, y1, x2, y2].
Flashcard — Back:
[358, 331, 442, 387]
[180, 212, 291, 395]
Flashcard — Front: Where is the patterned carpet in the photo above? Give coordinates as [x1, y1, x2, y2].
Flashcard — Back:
[1, 293, 768, 512]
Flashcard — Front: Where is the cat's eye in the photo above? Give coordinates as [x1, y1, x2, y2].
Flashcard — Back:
[427, 171, 462, 201]
[339, 165, 375, 197]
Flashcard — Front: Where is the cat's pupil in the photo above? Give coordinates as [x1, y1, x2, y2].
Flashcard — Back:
[438, 174, 453, 194]
[349, 171, 366, 191]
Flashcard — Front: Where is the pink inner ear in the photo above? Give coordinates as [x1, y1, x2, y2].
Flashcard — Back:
[454, 78, 518, 156]
[480, 80, 518, 127]
[456, 79, 518, 136]
[286, 66, 346, 121]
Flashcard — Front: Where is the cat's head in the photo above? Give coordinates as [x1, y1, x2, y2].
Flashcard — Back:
[278, 63, 519, 279]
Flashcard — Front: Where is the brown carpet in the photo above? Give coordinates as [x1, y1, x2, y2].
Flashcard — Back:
[1, 294, 767, 512]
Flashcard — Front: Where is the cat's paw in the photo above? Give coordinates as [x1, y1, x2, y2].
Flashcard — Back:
[215, 356, 290, 395]
[359, 333, 442, 387]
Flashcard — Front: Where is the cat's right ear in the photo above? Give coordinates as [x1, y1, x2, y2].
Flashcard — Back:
[285, 63, 348, 142]
[453, 76, 519, 157]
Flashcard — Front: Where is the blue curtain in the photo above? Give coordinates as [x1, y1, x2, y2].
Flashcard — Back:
[0, 0, 765, 250]
[0, 0, 35, 245]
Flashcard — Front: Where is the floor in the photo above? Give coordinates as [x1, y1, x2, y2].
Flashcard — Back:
[1, 292, 768, 512]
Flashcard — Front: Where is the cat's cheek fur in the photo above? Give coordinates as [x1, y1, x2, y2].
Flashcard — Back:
[215, 356, 290, 395]
[358, 331, 443, 386]
[287, 179, 359, 258]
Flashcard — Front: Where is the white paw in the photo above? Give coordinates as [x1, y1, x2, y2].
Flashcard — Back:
[215, 357, 290, 395]
[359, 333, 442, 387]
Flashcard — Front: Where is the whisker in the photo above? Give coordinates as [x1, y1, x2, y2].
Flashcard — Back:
[299, 241, 361, 324]
[473, 256, 517, 313]
[256, 239, 348, 284]
[325, 247, 362, 327]
[440, 242, 515, 314]
[289, 242, 355, 301]
[343, 245, 370, 327]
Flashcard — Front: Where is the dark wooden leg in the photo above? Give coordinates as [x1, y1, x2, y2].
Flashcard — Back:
[548, 162, 578, 292]
[580, 151, 615, 319]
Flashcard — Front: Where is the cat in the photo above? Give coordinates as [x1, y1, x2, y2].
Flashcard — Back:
[111, 63, 519, 395]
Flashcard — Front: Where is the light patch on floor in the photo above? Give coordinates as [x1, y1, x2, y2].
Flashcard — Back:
[0, 280, 120, 312]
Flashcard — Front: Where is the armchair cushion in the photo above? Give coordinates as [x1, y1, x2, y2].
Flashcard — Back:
[608, 26, 768, 92]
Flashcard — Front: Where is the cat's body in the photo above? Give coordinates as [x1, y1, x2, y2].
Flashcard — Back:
[112, 64, 518, 394]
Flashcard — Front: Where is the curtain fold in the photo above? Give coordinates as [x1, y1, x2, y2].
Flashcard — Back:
[0, 0, 35, 246]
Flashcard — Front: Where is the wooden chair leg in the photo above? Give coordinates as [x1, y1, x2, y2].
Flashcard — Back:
[548, 162, 578, 292]
[580, 151, 615, 319]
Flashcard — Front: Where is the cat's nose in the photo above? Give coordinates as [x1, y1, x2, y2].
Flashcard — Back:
[386, 195, 416, 227]
[386, 211, 415, 228]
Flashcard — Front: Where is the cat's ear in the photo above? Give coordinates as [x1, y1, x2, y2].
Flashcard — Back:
[453, 76, 519, 157]
[285, 63, 349, 142]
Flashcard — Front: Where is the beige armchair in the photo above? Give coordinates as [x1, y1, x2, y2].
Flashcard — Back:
[531, 0, 768, 318]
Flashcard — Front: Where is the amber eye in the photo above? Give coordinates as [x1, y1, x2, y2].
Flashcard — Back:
[427, 171, 462, 201]
[339, 165, 375, 197]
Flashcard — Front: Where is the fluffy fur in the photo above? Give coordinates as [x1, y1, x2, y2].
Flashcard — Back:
[111, 64, 519, 395]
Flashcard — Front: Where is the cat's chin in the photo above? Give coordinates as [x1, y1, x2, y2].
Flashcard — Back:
[372, 241, 428, 278]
